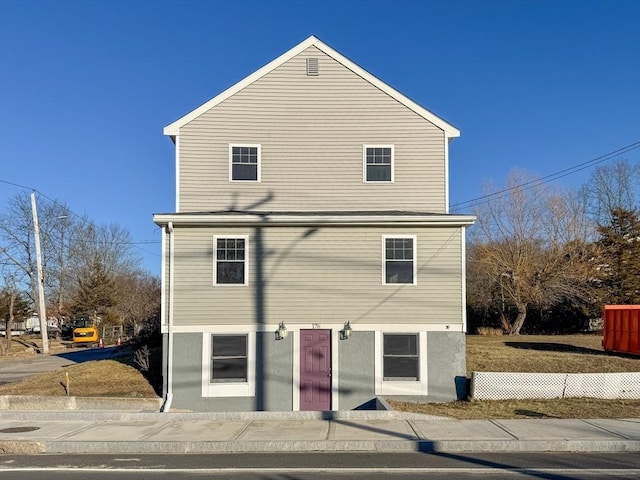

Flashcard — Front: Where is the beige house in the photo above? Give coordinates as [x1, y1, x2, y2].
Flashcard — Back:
[154, 36, 475, 412]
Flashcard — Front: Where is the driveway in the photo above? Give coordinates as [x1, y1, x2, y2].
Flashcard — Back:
[0, 346, 125, 385]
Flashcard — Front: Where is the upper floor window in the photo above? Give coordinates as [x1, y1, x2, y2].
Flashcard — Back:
[383, 236, 416, 285]
[364, 145, 394, 183]
[214, 236, 248, 285]
[230, 144, 261, 182]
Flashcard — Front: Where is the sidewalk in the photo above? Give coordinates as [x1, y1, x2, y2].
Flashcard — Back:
[1, 410, 638, 454]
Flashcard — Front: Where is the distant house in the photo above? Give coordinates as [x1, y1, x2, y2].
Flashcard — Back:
[154, 36, 475, 412]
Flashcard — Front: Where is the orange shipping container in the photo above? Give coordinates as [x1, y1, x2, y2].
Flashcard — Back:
[602, 305, 640, 355]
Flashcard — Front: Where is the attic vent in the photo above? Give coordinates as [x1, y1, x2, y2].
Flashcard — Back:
[306, 57, 319, 76]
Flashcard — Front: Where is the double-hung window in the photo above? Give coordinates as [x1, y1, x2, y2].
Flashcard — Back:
[364, 145, 394, 182]
[383, 334, 419, 381]
[375, 331, 426, 395]
[211, 334, 248, 383]
[230, 144, 260, 182]
[214, 236, 248, 285]
[203, 332, 256, 397]
[383, 236, 416, 285]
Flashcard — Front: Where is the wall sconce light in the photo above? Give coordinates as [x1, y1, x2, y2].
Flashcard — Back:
[340, 321, 353, 340]
[275, 321, 288, 340]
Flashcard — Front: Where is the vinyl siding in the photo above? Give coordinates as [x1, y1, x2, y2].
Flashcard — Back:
[177, 46, 447, 214]
[170, 224, 463, 327]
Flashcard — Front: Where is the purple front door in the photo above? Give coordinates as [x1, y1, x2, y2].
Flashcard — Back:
[300, 329, 332, 411]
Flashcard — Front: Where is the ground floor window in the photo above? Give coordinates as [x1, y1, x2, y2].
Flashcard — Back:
[383, 334, 419, 380]
[211, 334, 248, 382]
[375, 331, 427, 396]
[202, 331, 255, 397]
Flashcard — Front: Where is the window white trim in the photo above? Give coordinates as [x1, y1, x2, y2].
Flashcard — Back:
[202, 332, 256, 397]
[213, 235, 249, 286]
[229, 144, 261, 182]
[382, 235, 417, 285]
[363, 145, 394, 183]
[374, 331, 427, 396]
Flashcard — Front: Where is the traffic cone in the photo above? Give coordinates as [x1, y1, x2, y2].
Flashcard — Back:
[98, 338, 104, 348]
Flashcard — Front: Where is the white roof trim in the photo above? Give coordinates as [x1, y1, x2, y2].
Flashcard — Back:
[153, 213, 476, 227]
[163, 35, 460, 138]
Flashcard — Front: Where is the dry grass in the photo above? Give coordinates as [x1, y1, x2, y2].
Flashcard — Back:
[0, 359, 157, 398]
[466, 334, 640, 375]
[388, 398, 640, 419]
[391, 334, 640, 419]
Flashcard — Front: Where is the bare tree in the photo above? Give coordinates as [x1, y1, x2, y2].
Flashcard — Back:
[0, 278, 30, 356]
[1, 192, 152, 337]
[585, 159, 640, 226]
[0, 192, 39, 308]
[470, 171, 596, 335]
[113, 272, 160, 336]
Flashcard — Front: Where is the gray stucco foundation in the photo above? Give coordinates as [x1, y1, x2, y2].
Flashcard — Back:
[338, 331, 375, 410]
[166, 329, 466, 412]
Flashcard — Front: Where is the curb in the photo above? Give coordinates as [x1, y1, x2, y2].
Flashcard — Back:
[0, 395, 162, 412]
[0, 410, 451, 422]
[1, 439, 639, 454]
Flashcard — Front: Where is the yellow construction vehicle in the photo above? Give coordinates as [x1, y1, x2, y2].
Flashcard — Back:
[71, 316, 99, 347]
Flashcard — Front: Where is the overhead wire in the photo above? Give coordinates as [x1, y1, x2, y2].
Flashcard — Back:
[449, 141, 640, 212]
[0, 180, 161, 258]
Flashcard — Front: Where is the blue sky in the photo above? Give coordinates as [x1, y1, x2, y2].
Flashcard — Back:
[1, 0, 639, 275]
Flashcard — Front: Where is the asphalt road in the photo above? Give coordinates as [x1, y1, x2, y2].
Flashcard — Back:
[1, 452, 639, 479]
[0, 346, 128, 384]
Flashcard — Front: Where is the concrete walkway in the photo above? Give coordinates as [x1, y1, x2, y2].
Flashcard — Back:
[1, 411, 638, 454]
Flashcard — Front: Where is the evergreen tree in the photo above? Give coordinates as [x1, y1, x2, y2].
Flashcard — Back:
[70, 257, 116, 322]
[596, 208, 640, 304]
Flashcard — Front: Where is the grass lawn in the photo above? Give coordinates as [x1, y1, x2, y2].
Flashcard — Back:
[0, 359, 157, 398]
[390, 334, 640, 419]
[1, 333, 639, 418]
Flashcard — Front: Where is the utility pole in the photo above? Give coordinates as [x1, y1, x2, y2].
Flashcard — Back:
[31, 191, 49, 354]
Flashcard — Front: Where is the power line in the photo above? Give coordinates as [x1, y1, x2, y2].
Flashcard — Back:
[0, 181, 161, 252]
[450, 141, 640, 212]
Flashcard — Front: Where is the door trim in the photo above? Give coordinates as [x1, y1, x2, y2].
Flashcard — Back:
[293, 329, 339, 411]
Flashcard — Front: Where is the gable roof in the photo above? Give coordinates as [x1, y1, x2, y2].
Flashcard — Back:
[164, 35, 460, 139]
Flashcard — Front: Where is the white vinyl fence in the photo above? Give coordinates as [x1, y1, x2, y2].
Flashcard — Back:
[470, 372, 640, 400]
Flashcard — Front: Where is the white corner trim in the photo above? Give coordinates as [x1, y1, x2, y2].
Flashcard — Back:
[461, 227, 468, 334]
[444, 135, 449, 214]
[175, 136, 180, 212]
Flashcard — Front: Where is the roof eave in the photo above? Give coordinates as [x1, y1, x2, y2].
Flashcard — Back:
[163, 35, 459, 138]
[153, 212, 476, 228]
